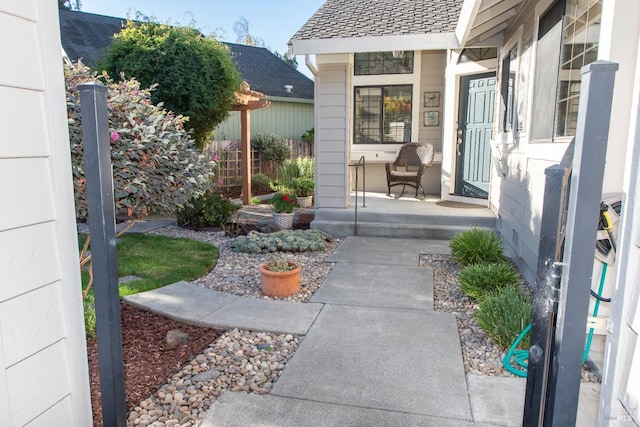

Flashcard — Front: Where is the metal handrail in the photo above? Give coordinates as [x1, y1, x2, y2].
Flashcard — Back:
[349, 156, 366, 235]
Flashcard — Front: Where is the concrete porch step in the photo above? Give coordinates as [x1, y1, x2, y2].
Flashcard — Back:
[312, 219, 495, 240]
[314, 206, 497, 227]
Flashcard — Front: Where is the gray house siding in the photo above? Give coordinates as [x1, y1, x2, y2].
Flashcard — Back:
[213, 99, 314, 141]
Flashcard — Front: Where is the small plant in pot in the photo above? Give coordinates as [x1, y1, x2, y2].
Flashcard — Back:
[270, 192, 298, 229]
[291, 177, 314, 208]
[259, 258, 301, 297]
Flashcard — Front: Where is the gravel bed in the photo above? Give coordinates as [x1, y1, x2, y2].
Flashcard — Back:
[148, 225, 340, 303]
[421, 253, 600, 383]
[127, 329, 299, 427]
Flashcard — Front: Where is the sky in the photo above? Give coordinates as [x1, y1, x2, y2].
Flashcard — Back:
[79, 0, 326, 78]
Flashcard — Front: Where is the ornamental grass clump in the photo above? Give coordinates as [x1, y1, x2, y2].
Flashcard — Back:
[458, 262, 520, 300]
[449, 228, 507, 266]
[475, 287, 532, 349]
[270, 192, 298, 213]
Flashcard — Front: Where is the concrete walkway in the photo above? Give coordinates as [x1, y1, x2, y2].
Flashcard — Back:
[124, 236, 599, 426]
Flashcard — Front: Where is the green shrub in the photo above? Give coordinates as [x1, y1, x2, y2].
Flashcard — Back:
[450, 228, 506, 266]
[301, 128, 314, 146]
[177, 191, 241, 228]
[99, 21, 240, 146]
[271, 158, 315, 193]
[459, 262, 520, 300]
[250, 197, 261, 206]
[231, 230, 333, 253]
[252, 133, 291, 162]
[290, 177, 314, 197]
[475, 287, 532, 349]
[66, 61, 216, 220]
[251, 173, 272, 194]
[84, 297, 97, 339]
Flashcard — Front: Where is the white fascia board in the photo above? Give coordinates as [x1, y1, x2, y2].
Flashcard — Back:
[291, 32, 460, 55]
[456, 0, 484, 46]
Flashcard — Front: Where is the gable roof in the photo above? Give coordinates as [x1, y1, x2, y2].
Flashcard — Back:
[226, 43, 313, 100]
[290, 0, 463, 54]
[58, 9, 313, 100]
[58, 9, 125, 68]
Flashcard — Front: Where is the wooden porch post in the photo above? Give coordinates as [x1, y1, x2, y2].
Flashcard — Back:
[241, 107, 251, 205]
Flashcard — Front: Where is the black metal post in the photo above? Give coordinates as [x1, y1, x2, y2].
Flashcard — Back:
[79, 82, 127, 426]
[547, 61, 617, 427]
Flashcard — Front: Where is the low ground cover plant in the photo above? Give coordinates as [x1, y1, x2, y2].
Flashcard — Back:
[450, 228, 506, 266]
[231, 229, 333, 253]
[458, 262, 520, 300]
[475, 286, 532, 349]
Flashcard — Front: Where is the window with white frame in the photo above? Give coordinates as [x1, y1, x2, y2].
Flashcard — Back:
[354, 85, 413, 144]
[501, 46, 518, 132]
[530, 0, 602, 141]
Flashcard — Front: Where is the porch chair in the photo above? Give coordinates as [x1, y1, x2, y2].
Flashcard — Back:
[385, 142, 434, 197]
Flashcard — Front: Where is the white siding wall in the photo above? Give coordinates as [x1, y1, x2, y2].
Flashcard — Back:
[315, 60, 349, 208]
[0, 2, 91, 425]
[599, 17, 640, 424]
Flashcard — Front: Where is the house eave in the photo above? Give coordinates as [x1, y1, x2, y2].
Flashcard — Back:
[456, 0, 525, 47]
[291, 32, 460, 55]
[267, 96, 314, 104]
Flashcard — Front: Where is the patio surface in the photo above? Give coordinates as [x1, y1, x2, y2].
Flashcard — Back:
[125, 236, 600, 426]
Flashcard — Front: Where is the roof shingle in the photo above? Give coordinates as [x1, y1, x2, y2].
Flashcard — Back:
[291, 0, 463, 41]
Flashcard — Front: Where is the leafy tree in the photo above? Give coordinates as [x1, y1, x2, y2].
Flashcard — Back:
[233, 16, 265, 47]
[65, 61, 215, 220]
[99, 21, 241, 146]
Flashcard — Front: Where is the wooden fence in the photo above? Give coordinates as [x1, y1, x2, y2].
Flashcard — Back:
[207, 139, 313, 192]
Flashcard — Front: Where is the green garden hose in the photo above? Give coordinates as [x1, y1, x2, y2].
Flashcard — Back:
[502, 261, 608, 377]
[504, 323, 531, 377]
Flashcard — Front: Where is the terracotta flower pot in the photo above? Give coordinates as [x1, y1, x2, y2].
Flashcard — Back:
[259, 262, 301, 297]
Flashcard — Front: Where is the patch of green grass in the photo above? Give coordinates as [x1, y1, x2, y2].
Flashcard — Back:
[78, 233, 218, 297]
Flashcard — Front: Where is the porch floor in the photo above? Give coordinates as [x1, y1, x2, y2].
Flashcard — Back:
[312, 191, 497, 239]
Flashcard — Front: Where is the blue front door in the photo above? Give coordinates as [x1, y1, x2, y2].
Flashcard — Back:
[455, 73, 496, 199]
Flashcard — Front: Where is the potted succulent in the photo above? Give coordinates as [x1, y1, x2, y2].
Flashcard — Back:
[270, 192, 298, 229]
[291, 177, 314, 208]
[259, 258, 301, 297]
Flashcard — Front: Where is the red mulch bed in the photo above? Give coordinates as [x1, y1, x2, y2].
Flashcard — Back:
[87, 303, 222, 426]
